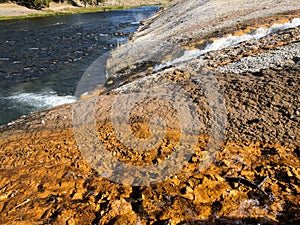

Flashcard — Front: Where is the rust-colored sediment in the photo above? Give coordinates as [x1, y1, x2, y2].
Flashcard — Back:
[1, 60, 299, 224]
[0, 9, 300, 225]
[0, 123, 299, 224]
[186, 11, 300, 50]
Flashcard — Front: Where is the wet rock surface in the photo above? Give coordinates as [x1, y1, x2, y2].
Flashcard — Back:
[0, 1, 300, 225]
[106, 0, 300, 75]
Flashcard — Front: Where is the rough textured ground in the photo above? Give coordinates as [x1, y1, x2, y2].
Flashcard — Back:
[0, 0, 300, 224]
[106, 0, 300, 75]
[0, 3, 38, 17]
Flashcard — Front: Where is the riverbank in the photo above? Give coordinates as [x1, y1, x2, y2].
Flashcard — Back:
[0, 2, 163, 20]
[0, 0, 299, 224]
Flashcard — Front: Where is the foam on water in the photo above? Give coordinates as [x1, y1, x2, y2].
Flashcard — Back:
[131, 21, 141, 25]
[6, 92, 77, 110]
[154, 18, 300, 71]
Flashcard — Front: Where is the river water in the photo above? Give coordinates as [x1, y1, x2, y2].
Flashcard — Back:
[0, 6, 159, 126]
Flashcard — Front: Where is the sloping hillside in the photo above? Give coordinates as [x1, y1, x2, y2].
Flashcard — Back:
[0, 0, 299, 224]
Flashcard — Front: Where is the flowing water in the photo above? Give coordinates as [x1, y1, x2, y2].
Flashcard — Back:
[154, 18, 300, 71]
[0, 6, 159, 125]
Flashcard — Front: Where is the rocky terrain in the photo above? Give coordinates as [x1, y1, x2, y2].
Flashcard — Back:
[0, 0, 300, 224]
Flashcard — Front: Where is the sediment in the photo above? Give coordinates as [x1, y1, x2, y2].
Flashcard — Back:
[0, 0, 299, 224]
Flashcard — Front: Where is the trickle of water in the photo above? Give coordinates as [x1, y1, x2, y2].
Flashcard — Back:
[153, 18, 300, 71]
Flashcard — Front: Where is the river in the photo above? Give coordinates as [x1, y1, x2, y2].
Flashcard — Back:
[0, 6, 159, 126]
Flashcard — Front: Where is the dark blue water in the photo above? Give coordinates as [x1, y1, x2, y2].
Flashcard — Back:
[0, 6, 159, 125]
